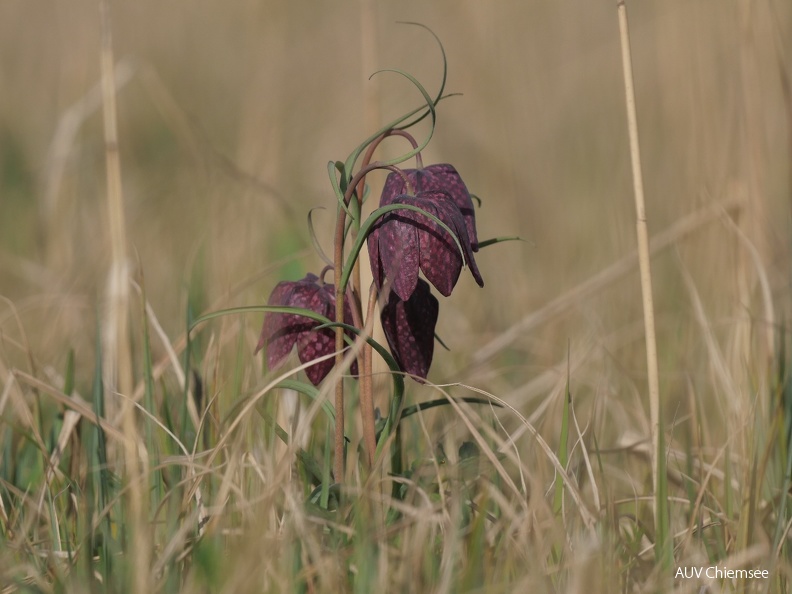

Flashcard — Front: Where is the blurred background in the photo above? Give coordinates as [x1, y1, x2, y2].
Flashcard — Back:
[1, 0, 790, 439]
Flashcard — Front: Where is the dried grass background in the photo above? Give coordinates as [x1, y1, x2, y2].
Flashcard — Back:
[1, 0, 792, 591]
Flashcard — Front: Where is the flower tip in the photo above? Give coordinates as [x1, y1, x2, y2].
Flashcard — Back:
[253, 318, 269, 357]
[465, 250, 485, 288]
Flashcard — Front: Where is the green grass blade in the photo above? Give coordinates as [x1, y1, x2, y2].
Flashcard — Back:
[255, 405, 326, 486]
[63, 349, 75, 396]
[476, 236, 523, 249]
[655, 419, 672, 569]
[397, 397, 503, 425]
[181, 300, 194, 444]
[275, 379, 335, 424]
[322, 418, 333, 504]
[90, 318, 112, 585]
[190, 305, 333, 332]
[553, 375, 570, 516]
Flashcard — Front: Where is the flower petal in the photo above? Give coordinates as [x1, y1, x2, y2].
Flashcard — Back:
[372, 203, 421, 301]
[372, 165, 484, 302]
[409, 196, 464, 297]
[380, 279, 439, 380]
[296, 284, 335, 384]
[257, 276, 322, 371]
[382, 164, 479, 251]
[367, 224, 384, 290]
[257, 274, 360, 385]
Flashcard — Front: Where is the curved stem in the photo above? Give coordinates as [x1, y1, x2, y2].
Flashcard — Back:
[333, 222, 350, 482]
[359, 282, 379, 468]
[351, 130, 420, 327]
[357, 130, 421, 201]
[333, 161, 388, 482]
[333, 154, 419, 481]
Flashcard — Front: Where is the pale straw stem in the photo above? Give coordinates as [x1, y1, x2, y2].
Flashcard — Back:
[617, 0, 662, 525]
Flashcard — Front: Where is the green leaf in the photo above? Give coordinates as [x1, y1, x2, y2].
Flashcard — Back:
[399, 396, 502, 421]
[476, 236, 523, 249]
[340, 23, 453, 175]
[189, 305, 333, 334]
[255, 404, 327, 486]
[306, 207, 333, 267]
[553, 374, 570, 516]
[355, 68, 436, 168]
[328, 160, 355, 219]
[274, 379, 335, 424]
[313, 322, 402, 381]
[393, 22, 448, 131]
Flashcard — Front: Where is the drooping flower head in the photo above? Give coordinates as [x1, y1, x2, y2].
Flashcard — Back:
[255, 273, 357, 386]
[367, 188, 483, 302]
[380, 278, 439, 380]
[366, 163, 485, 381]
[380, 163, 479, 251]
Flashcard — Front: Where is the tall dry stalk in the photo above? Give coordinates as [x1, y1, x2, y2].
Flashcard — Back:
[100, 2, 132, 420]
[357, 0, 381, 471]
[616, 0, 670, 566]
[735, 0, 773, 367]
[99, 1, 148, 591]
[732, 0, 774, 565]
[360, 0, 380, 136]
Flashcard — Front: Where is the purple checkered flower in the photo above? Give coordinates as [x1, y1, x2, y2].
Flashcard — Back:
[367, 187, 483, 302]
[380, 163, 479, 251]
[380, 278, 439, 380]
[255, 273, 358, 386]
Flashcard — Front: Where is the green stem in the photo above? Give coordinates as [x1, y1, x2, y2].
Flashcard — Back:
[352, 131, 418, 471]
[333, 162, 382, 482]
[359, 283, 379, 468]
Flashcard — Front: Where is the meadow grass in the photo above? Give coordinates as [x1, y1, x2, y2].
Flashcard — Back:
[1, 1, 791, 592]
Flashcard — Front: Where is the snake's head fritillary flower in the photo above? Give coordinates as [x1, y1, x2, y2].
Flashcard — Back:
[367, 189, 483, 302]
[380, 279, 439, 381]
[255, 273, 358, 386]
[380, 163, 479, 251]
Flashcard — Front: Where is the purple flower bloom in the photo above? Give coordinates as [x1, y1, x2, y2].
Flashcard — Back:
[367, 189, 483, 302]
[380, 163, 479, 251]
[255, 273, 358, 386]
[380, 279, 439, 380]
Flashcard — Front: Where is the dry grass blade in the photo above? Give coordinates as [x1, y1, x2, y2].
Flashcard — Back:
[130, 280, 200, 429]
[448, 382, 597, 531]
[13, 370, 130, 445]
[617, 0, 665, 564]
